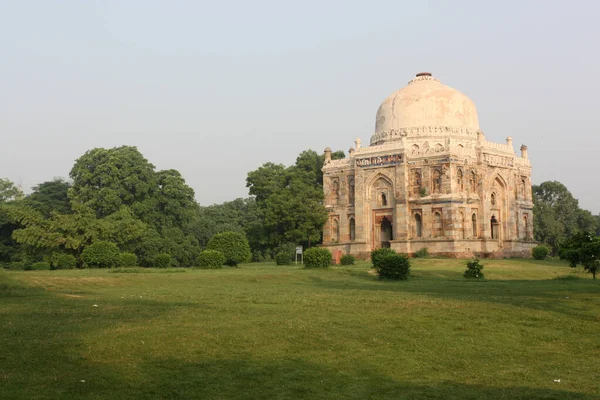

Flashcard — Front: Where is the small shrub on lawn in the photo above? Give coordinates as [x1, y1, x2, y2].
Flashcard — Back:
[7, 261, 25, 271]
[29, 261, 51, 271]
[376, 254, 410, 280]
[82, 241, 120, 268]
[153, 253, 172, 269]
[207, 232, 251, 266]
[51, 253, 77, 270]
[275, 252, 292, 265]
[371, 248, 396, 268]
[118, 253, 138, 267]
[532, 245, 550, 260]
[464, 258, 485, 279]
[304, 248, 331, 268]
[198, 250, 225, 269]
[340, 254, 355, 265]
[414, 248, 429, 258]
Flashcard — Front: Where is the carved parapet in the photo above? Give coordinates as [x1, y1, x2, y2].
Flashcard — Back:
[482, 140, 514, 154]
[355, 141, 404, 155]
[369, 126, 478, 145]
[514, 156, 531, 167]
[323, 158, 351, 171]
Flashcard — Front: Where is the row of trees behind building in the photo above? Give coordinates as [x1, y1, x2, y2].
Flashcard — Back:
[0, 145, 598, 268]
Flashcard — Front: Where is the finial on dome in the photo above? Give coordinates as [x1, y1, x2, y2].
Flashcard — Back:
[416, 72, 432, 77]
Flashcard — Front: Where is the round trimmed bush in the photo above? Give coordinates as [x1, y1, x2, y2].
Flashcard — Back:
[153, 253, 172, 269]
[30, 261, 51, 271]
[532, 245, 550, 260]
[118, 252, 138, 267]
[275, 252, 292, 265]
[51, 253, 77, 270]
[376, 254, 410, 280]
[464, 258, 485, 279]
[207, 232, 251, 266]
[198, 250, 225, 269]
[8, 261, 25, 271]
[304, 247, 331, 268]
[371, 248, 396, 268]
[82, 241, 120, 268]
[340, 254, 355, 265]
[414, 247, 429, 258]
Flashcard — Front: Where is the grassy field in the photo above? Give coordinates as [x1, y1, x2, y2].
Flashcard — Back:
[1, 259, 599, 399]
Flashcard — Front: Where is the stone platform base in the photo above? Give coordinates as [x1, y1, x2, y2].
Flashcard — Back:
[324, 239, 536, 259]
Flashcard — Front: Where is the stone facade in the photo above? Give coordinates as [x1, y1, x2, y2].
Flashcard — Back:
[322, 73, 535, 258]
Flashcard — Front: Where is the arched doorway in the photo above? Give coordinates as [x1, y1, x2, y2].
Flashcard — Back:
[381, 217, 393, 248]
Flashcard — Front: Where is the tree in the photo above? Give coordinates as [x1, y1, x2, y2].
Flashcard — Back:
[262, 168, 327, 247]
[68, 146, 201, 267]
[533, 181, 598, 252]
[8, 202, 146, 260]
[561, 232, 600, 280]
[69, 146, 158, 219]
[246, 163, 287, 203]
[294, 149, 345, 189]
[25, 179, 72, 216]
[193, 197, 263, 251]
[245, 149, 338, 255]
[0, 178, 19, 203]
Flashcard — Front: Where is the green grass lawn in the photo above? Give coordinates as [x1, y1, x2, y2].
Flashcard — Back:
[1, 259, 599, 399]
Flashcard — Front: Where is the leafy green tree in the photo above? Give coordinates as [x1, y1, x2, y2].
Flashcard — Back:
[8, 202, 146, 260]
[246, 162, 287, 203]
[0, 178, 19, 203]
[25, 179, 72, 216]
[193, 198, 261, 248]
[262, 168, 327, 247]
[246, 148, 339, 254]
[561, 232, 600, 280]
[533, 181, 598, 252]
[68, 146, 201, 267]
[69, 146, 158, 219]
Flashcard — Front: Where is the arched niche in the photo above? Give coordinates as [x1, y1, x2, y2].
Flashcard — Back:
[370, 175, 393, 208]
[332, 218, 340, 242]
[414, 213, 422, 238]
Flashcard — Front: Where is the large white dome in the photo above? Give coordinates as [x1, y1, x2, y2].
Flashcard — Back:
[370, 73, 480, 145]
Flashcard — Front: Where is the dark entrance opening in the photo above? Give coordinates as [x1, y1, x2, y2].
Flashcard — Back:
[381, 217, 393, 248]
[491, 215, 499, 239]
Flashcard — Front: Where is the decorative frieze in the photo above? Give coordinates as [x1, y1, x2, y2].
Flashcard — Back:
[356, 154, 402, 168]
[483, 153, 514, 167]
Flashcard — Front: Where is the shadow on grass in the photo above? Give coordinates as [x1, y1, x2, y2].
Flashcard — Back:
[1, 272, 597, 399]
[6, 356, 594, 400]
[0, 271, 197, 399]
[307, 271, 600, 320]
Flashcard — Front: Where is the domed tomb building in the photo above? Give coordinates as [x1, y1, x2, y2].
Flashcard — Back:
[322, 72, 534, 257]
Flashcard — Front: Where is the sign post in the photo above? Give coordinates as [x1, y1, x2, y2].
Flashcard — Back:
[295, 246, 303, 265]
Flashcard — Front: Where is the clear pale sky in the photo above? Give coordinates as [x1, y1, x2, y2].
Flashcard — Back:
[1, 1, 598, 213]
